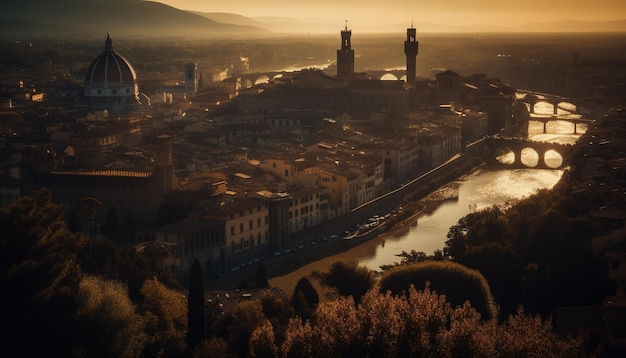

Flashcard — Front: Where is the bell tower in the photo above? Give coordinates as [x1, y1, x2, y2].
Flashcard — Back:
[155, 134, 174, 195]
[404, 22, 419, 85]
[336, 20, 355, 80]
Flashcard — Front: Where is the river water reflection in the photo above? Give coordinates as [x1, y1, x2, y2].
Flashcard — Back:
[358, 103, 588, 271]
[270, 102, 590, 292]
[358, 166, 564, 271]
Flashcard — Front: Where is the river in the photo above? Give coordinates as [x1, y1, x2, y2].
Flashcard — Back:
[269, 100, 589, 295]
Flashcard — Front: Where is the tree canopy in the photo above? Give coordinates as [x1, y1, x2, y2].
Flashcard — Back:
[379, 260, 498, 320]
[312, 260, 375, 304]
[0, 189, 85, 356]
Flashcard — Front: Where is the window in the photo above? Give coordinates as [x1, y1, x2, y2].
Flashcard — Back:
[239, 223, 244, 233]
[230, 226, 235, 236]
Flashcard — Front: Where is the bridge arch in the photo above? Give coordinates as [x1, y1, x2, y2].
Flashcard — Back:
[520, 147, 540, 167]
[544, 149, 563, 168]
[493, 146, 516, 166]
[380, 73, 398, 81]
[556, 101, 577, 113]
[530, 117, 591, 135]
[243, 78, 253, 88]
[255, 75, 270, 85]
[485, 137, 571, 169]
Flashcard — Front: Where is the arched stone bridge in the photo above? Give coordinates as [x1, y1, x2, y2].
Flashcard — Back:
[517, 89, 594, 116]
[363, 69, 407, 81]
[482, 136, 574, 169]
[236, 72, 285, 88]
[234, 69, 408, 88]
[530, 115, 594, 134]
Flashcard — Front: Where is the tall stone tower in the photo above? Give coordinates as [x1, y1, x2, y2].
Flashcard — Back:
[184, 62, 198, 99]
[336, 20, 355, 80]
[404, 23, 419, 85]
[155, 134, 174, 195]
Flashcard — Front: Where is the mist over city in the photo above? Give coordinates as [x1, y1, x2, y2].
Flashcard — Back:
[1, 0, 626, 357]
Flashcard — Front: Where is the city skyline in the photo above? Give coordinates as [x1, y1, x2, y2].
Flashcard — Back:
[160, 0, 626, 30]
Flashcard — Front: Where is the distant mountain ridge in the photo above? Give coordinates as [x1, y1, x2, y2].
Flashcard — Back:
[0, 0, 271, 39]
[194, 11, 626, 34]
[1, 0, 624, 40]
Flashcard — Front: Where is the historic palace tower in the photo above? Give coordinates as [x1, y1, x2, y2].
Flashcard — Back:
[404, 24, 419, 85]
[336, 21, 355, 80]
[155, 134, 174, 196]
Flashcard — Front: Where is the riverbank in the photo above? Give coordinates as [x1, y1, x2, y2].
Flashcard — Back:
[267, 177, 462, 300]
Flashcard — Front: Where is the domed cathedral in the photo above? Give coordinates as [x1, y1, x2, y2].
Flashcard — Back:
[84, 32, 141, 114]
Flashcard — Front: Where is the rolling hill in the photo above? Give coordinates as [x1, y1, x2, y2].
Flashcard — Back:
[0, 0, 271, 40]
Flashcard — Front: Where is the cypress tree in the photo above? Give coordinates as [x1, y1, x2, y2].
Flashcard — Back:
[290, 277, 319, 320]
[256, 262, 269, 288]
[187, 257, 206, 351]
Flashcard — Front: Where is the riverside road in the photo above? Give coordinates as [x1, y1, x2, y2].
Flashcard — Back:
[205, 151, 474, 290]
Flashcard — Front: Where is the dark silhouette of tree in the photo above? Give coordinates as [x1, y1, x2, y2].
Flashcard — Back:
[256, 262, 269, 288]
[191, 337, 232, 358]
[226, 300, 267, 358]
[259, 291, 294, 345]
[312, 260, 375, 304]
[0, 189, 85, 356]
[379, 260, 498, 320]
[66, 207, 80, 233]
[290, 277, 319, 321]
[187, 258, 206, 352]
[238, 279, 251, 289]
[380, 250, 429, 271]
[125, 213, 137, 243]
[100, 204, 119, 241]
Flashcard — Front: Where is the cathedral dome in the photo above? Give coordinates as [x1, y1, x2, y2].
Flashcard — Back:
[84, 33, 140, 113]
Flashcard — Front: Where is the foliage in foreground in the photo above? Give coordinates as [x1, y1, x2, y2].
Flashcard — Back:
[379, 260, 498, 320]
[277, 286, 582, 358]
[312, 260, 375, 304]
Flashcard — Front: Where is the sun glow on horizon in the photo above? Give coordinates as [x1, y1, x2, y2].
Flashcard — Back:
[159, 0, 626, 31]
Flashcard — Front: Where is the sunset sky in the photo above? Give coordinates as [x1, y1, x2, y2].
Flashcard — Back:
[159, 0, 626, 29]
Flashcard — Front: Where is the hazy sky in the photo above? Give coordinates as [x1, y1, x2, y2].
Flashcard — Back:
[159, 0, 626, 28]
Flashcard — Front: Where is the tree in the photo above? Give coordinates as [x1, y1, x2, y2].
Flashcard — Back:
[138, 278, 188, 357]
[100, 204, 120, 241]
[187, 258, 206, 352]
[72, 275, 146, 357]
[378, 260, 498, 320]
[226, 300, 268, 357]
[290, 277, 319, 321]
[279, 286, 583, 357]
[0, 189, 85, 356]
[249, 320, 279, 358]
[256, 262, 269, 288]
[259, 291, 294, 342]
[312, 260, 375, 304]
[191, 337, 232, 358]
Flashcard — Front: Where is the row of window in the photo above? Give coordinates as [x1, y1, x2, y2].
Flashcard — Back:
[181, 230, 224, 254]
[229, 216, 268, 236]
[231, 232, 268, 254]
